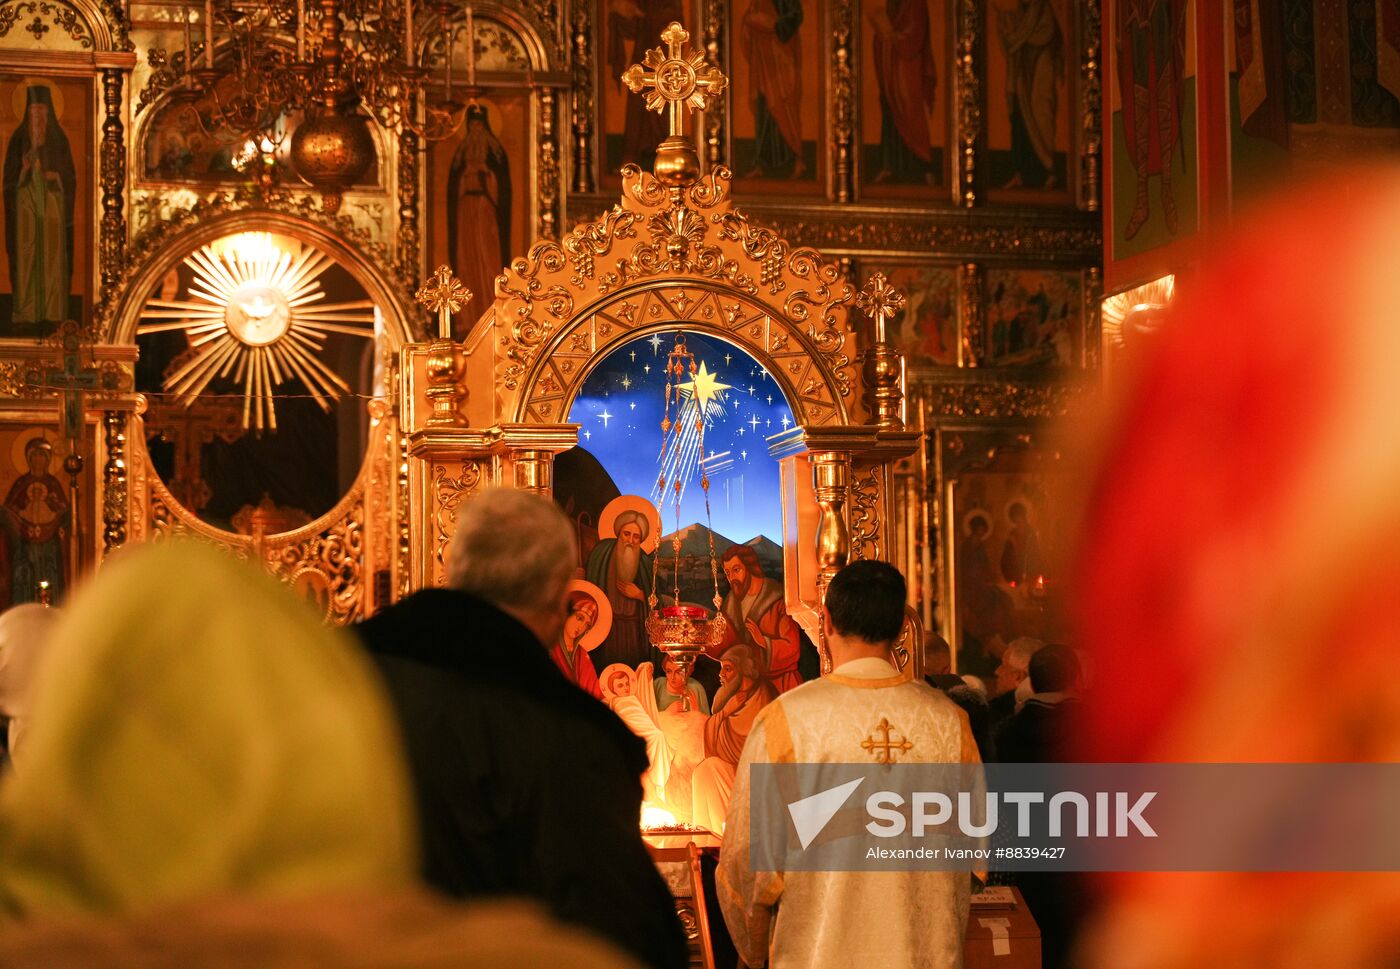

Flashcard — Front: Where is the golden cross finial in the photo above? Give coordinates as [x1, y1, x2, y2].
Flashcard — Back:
[416, 265, 473, 341]
[857, 272, 907, 345]
[860, 717, 914, 764]
[621, 22, 727, 139]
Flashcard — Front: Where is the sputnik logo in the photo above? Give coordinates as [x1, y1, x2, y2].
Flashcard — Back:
[787, 778, 864, 849]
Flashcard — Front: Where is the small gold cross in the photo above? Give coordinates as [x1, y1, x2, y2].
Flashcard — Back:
[856, 272, 907, 345]
[621, 22, 727, 139]
[415, 265, 473, 342]
[861, 717, 914, 764]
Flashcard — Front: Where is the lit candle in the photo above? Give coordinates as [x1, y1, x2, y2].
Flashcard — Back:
[403, 0, 414, 68]
[203, 0, 213, 67]
[465, 4, 474, 86]
[296, 0, 305, 61]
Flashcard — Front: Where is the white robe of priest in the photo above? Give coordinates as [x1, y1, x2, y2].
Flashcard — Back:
[717, 656, 982, 969]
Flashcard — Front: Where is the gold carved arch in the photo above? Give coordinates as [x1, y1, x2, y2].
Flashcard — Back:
[475, 165, 863, 429]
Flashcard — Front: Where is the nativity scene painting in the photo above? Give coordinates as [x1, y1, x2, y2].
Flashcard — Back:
[553, 330, 817, 831]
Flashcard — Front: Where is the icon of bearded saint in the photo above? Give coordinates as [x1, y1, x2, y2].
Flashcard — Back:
[585, 506, 656, 673]
[708, 544, 802, 693]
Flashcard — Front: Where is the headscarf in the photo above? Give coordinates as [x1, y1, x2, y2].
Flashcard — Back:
[0, 604, 60, 764]
[0, 541, 417, 921]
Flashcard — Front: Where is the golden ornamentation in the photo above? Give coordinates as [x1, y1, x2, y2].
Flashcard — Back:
[1081, 0, 1103, 212]
[416, 264, 473, 339]
[1101, 273, 1173, 350]
[536, 84, 561, 241]
[432, 460, 482, 580]
[830, 0, 856, 202]
[916, 378, 1094, 419]
[100, 68, 127, 301]
[0, 0, 92, 47]
[848, 464, 881, 562]
[102, 410, 127, 553]
[396, 128, 421, 292]
[861, 718, 914, 764]
[701, 0, 728, 169]
[290, 113, 377, 215]
[955, 0, 981, 206]
[569, 0, 594, 194]
[856, 272, 906, 343]
[856, 273, 907, 430]
[958, 262, 984, 368]
[621, 22, 726, 189]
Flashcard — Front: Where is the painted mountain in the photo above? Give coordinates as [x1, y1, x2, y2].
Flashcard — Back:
[657, 523, 784, 607]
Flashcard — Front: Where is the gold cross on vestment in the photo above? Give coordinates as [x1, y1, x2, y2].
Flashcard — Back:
[861, 717, 914, 764]
[856, 272, 907, 345]
[621, 22, 727, 139]
[416, 265, 473, 341]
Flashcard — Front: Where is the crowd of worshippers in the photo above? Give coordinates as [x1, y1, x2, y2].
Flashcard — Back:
[0, 486, 1083, 969]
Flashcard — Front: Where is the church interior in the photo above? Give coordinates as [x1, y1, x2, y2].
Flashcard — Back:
[2, 1, 1399, 966]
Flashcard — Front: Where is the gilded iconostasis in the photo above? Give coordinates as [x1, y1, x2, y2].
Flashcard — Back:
[6, 0, 1289, 672]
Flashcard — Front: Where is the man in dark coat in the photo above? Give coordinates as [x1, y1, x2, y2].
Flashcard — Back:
[355, 486, 687, 969]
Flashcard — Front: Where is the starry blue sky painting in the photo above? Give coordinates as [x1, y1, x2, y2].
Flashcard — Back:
[568, 331, 795, 544]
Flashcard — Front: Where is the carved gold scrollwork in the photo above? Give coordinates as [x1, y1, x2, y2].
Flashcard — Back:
[99, 69, 126, 303]
[570, 0, 594, 193]
[397, 129, 421, 290]
[831, 0, 856, 202]
[102, 410, 127, 553]
[432, 460, 482, 576]
[1081, 0, 1103, 212]
[848, 465, 881, 562]
[537, 84, 561, 240]
[701, 0, 728, 170]
[921, 378, 1094, 419]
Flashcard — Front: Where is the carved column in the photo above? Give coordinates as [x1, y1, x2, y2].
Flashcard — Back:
[397, 129, 421, 284]
[570, 1, 594, 194]
[1084, 265, 1103, 369]
[537, 83, 561, 240]
[831, 0, 856, 202]
[959, 262, 985, 367]
[99, 68, 127, 300]
[954, 0, 980, 207]
[702, 0, 729, 171]
[102, 409, 128, 553]
[513, 451, 554, 494]
[1081, 0, 1102, 212]
[811, 449, 851, 673]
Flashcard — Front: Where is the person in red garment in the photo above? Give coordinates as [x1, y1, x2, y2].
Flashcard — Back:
[1073, 170, 1400, 969]
[711, 544, 802, 693]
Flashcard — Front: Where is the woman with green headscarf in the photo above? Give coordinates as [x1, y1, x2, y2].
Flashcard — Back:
[0, 542, 643, 969]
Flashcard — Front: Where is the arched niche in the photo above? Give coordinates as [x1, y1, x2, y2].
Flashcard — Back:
[103, 205, 415, 622]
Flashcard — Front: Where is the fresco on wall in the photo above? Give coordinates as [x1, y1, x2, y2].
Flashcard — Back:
[0, 75, 90, 339]
[859, 0, 949, 197]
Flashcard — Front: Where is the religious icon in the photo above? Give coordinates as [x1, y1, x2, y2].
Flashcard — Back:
[550, 579, 612, 700]
[0, 431, 69, 608]
[585, 494, 661, 674]
[446, 101, 511, 335]
[985, 268, 1081, 368]
[869, 264, 958, 365]
[710, 543, 802, 693]
[867, 0, 940, 186]
[598, 662, 637, 706]
[605, 0, 684, 173]
[734, 0, 807, 180]
[1116, 0, 1190, 241]
[992, 0, 1067, 191]
[3, 82, 76, 332]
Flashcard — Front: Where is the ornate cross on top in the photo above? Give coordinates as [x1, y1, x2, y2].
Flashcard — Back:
[861, 717, 914, 764]
[856, 272, 907, 345]
[622, 23, 727, 139]
[416, 264, 474, 342]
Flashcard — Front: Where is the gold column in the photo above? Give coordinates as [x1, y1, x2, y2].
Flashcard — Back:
[811, 449, 850, 674]
[513, 450, 554, 494]
[102, 409, 128, 553]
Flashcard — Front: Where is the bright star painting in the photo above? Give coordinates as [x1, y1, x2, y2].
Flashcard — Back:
[567, 331, 795, 546]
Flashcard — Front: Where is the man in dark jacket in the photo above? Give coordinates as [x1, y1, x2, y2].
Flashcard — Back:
[355, 486, 687, 969]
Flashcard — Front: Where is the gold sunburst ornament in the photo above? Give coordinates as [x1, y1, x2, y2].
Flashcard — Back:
[138, 233, 377, 432]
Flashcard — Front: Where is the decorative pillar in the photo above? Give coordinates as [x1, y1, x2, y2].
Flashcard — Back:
[811, 449, 851, 674]
[1080, 0, 1102, 212]
[959, 262, 985, 367]
[99, 67, 127, 299]
[570, 0, 594, 194]
[537, 82, 561, 240]
[702, 0, 729, 170]
[102, 409, 128, 553]
[513, 450, 554, 494]
[831, 0, 856, 202]
[954, 0, 980, 207]
[397, 128, 421, 286]
[857, 272, 907, 430]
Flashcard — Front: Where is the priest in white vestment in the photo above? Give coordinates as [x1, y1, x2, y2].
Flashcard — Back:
[717, 561, 983, 969]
